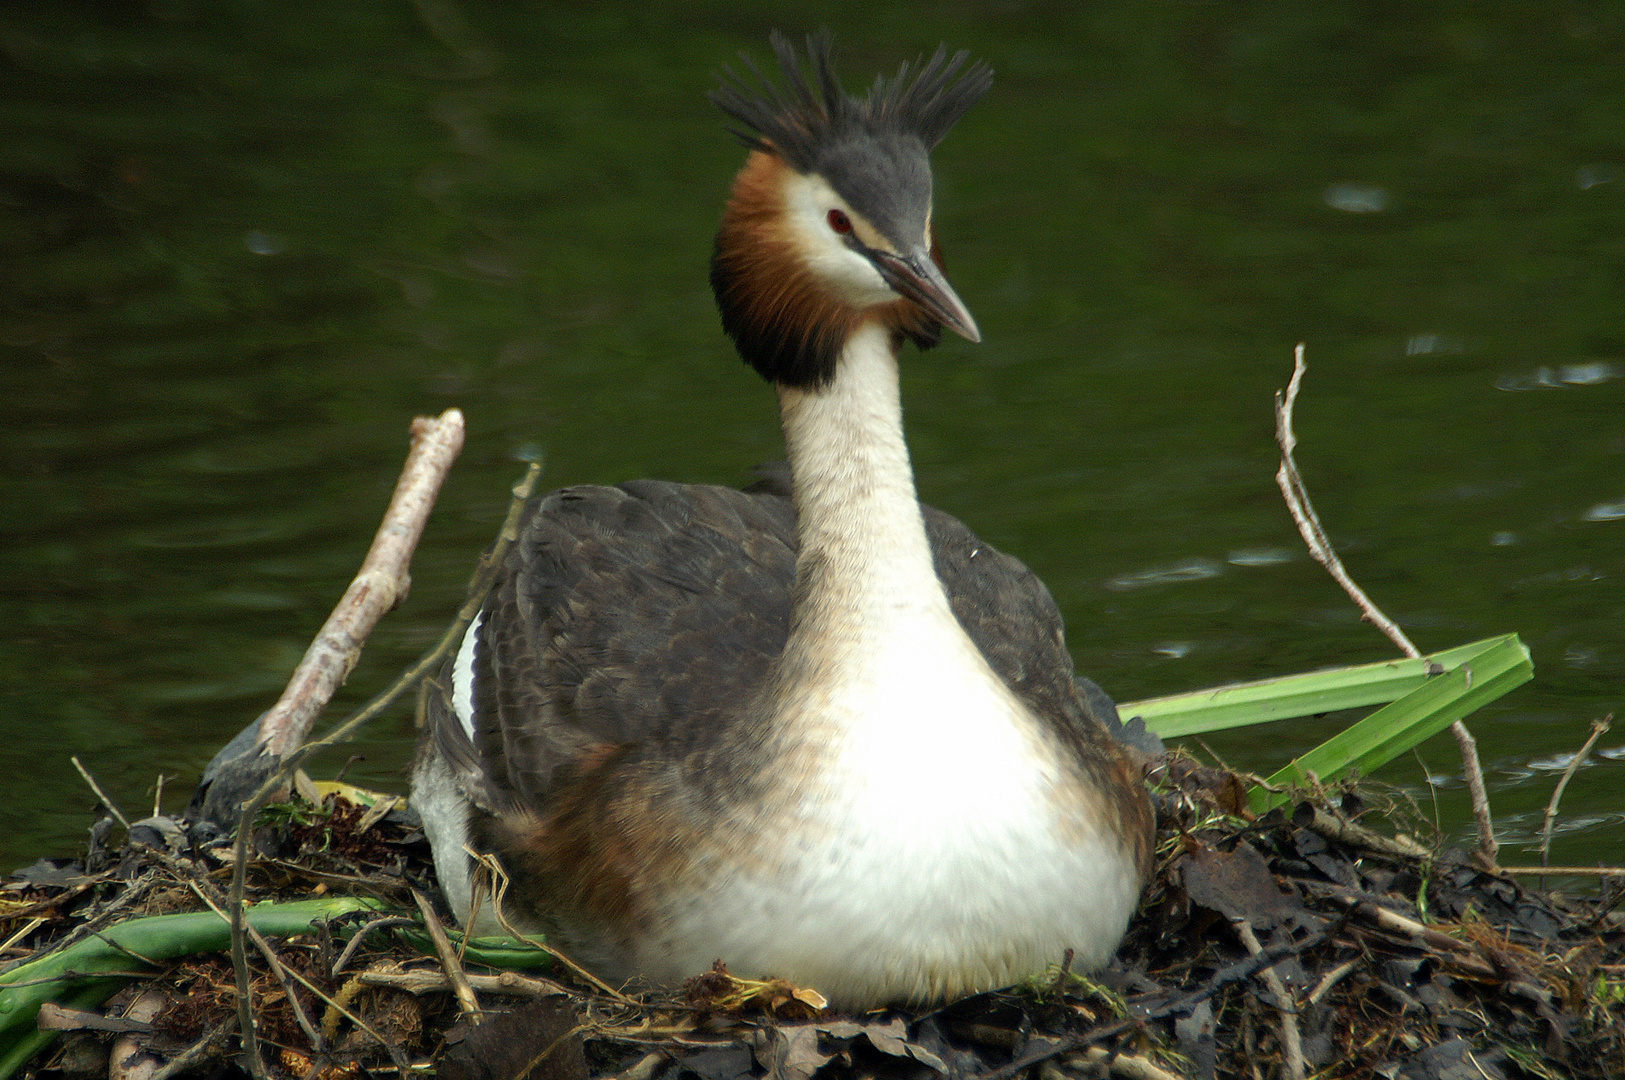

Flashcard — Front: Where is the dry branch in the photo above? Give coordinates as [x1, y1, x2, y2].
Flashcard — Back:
[70, 756, 130, 831]
[357, 967, 571, 999]
[1234, 919, 1304, 1080]
[1539, 714, 1611, 876]
[1500, 864, 1625, 877]
[1296, 804, 1428, 859]
[1273, 346, 1498, 867]
[413, 889, 483, 1023]
[258, 408, 466, 757]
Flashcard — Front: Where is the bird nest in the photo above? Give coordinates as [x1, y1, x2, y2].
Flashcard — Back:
[5, 751, 1622, 1080]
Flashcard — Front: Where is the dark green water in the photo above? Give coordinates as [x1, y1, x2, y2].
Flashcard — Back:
[3, 2, 1623, 869]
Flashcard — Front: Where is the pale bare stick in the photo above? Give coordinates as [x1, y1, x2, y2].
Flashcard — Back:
[1304, 959, 1359, 1007]
[221, 407, 466, 1079]
[413, 889, 483, 1023]
[1234, 919, 1304, 1080]
[70, 755, 130, 831]
[1297, 805, 1428, 859]
[258, 408, 466, 757]
[1274, 346, 1498, 867]
[1502, 864, 1625, 877]
[1450, 724, 1497, 869]
[1319, 894, 1500, 980]
[1275, 347, 1418, 657]
[1538, 714, 1612, 879]
[358, 967, 571, 999]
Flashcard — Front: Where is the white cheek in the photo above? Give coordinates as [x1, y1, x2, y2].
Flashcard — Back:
[782, 174, 899, 307]
[808, 246, 896, 306]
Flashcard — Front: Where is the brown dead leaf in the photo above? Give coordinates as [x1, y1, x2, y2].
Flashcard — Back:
[752, 1025, 832, 1080]
[1182, 839, 1305, 930]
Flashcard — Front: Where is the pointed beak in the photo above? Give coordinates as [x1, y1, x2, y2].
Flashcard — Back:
[870, 246, 982, 344]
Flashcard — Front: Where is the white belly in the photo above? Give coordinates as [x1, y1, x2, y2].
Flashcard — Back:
[634, 632, 1142, 1006]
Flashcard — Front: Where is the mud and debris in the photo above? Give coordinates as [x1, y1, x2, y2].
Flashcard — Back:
[4, 754, 1622, 1080]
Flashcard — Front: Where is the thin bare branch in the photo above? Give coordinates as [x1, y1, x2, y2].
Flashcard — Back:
[1274, 346, 1418, 658]
[1297, 804, 1429, 859]
[1451, 723, 1498, 869]
[1234, 919, 1304, 1080]
[413, 889, 483, 1023]
[259, 407, 467, 758]
[1539, 714, 1612, 880]
[1273, 345, 1498, 868]
[1304, 959, 1359, 1007]
[332, 916, 419, 977]
[70, 756, 130, 831]
[1501, 864, 1625, 877]
[358, 966, 571, 999]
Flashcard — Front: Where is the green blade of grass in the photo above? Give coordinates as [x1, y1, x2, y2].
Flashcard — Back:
[1249, 633, 1533, 813]
[393, 928, 553, 969]
[0, 896, 381, 1079]
[1119, 635, 1518, 738]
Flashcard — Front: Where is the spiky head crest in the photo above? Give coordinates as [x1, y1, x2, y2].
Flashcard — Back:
[708, 33, 991, 389]
[709, 30, 993, 175]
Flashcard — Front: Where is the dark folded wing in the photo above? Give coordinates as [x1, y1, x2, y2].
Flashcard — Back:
[423, 478, 1120, 814]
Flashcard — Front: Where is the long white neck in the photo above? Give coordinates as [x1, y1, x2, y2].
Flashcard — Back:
[767, 317, 1045, 821]
[776, 321, 953, 657]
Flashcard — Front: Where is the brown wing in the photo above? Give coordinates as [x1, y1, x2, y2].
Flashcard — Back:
[422, 477, 1124, 817]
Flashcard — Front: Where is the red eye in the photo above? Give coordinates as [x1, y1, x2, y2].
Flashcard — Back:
[826, 208, 853, 234]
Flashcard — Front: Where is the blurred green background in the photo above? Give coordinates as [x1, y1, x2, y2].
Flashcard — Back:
[3, 1, 1623, 867]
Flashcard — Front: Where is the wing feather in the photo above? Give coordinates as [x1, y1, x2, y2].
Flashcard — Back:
[420, 478, 1125, 817]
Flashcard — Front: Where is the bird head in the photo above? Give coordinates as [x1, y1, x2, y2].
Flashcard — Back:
[709, 32, 991, 389]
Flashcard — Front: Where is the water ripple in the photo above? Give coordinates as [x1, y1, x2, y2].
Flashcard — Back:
[1104, 559, 1223, 591]
[1583, 500, 1625, 522]
[1227, 547, 1294, 567]
[1323, 183, 1389, 213]
[1495, 362, 1620, 391]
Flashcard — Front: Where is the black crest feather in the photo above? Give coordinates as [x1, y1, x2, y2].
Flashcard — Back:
[710, 30, 992, 173]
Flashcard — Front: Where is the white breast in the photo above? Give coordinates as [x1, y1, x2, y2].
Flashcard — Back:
[639, 609, 1140, 1005]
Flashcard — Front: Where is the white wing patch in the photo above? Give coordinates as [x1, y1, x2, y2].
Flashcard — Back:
[450, 608, 485, 740]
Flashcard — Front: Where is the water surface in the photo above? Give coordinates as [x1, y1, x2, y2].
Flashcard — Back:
[3, 3, 1623, 868]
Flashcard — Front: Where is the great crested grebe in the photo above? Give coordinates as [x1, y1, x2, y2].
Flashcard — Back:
[412, 32, 1154, 1009]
